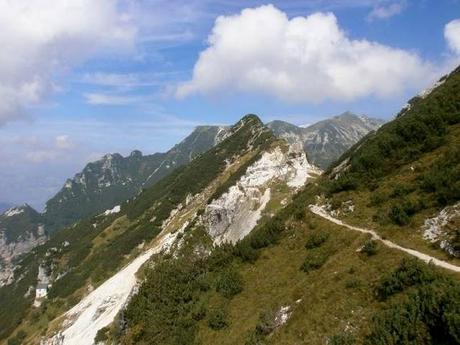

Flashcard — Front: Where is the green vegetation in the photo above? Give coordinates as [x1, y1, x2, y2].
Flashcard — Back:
[328, 68, 460, 204]
[300, 251, 329, 273]
[208, 309, 229, 330]
[366, 258, 460, 344]
[305, 231, 329, 249]
[361, 239, 378, 256]
[216, 269, 243, 298]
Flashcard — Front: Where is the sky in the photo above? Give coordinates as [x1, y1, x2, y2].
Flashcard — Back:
[0, 0, 459, 210]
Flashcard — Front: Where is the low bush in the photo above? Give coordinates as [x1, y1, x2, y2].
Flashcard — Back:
[301, 251, 329, 273]
[216, 269, 243, 298]
[208, 309, 228, 330]
[361, 240, 378, 256]
[376, 258, 437, 300]
[388, 204, 410, 226]
[305, 232, 329, 249]
[329, 334, 356, 345]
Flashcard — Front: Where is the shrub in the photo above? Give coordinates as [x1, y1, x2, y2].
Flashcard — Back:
[390, 184, 414, 198]
[305, 232, 329, 249]
[94, 327, 109, 343]
[234, 240, 259, 263]
[191, 301, 207, 321]
[7, 331, 27, 345]
[329, 334, 356, 345]
[376, 258, 437, 300]
[293, 206, 305, 220]
[208, 309, 228, 330]
[345, 278, 362, 289]
[248, 217, 284, 249]
[255, 309, 277, 336]
[301, 252, 329, 273]
[216, 269, 243, 298]
[328, 173, 359, 194]
[369, 193, 386, 206]
[361, 240, 378, 256]
[388, 204, 410, 226]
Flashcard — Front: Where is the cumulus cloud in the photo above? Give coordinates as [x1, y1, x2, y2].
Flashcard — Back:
[0, 0, 137, 125]
[367, 1, 406, 21]
[176, 5, 435, 103]
[445, 19, 460, 55]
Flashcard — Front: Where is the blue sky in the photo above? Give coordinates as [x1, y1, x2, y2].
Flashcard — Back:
[0, 0, 459, 210]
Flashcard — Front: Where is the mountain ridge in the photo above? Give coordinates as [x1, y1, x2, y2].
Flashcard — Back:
[267, 112, 384, 169]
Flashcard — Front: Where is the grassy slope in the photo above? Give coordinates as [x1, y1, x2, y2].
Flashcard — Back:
[119, 180, 460, 345]
[327, 124, 460, 265]
[321, 66, 460, 261]
[197, 209, 407, 344]
[118, 68, 460, 345]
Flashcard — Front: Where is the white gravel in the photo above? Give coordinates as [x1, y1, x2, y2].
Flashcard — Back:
[44, 231, 179, 345]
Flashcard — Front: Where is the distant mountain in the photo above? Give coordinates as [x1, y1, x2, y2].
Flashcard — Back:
[267, 112, 384, 169]
[0, 205, 46, 285]
[43, 125, 229, 232]
[0, 203, 14, 214]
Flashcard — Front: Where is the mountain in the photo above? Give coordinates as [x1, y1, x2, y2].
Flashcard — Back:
[0, 205, 46, 286]
[107, 69, 459, 345]
[3, 69, 459, 345]
[1, 114, 320, 343]
[43, 125, 229, 232]
[267, 112, 384, 169]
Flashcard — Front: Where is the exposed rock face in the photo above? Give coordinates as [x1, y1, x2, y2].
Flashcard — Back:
[0, 205, 47, 286]
[267, 112, 384, 169]
[0, 225, 46, 263]
[422, 202, 460, 257]
[203, 146, 320, 244]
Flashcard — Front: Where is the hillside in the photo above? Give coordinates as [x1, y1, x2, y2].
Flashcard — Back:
[2, 65, 459, 344]
[1, 114, 320, 344]
[110, 67, 460, 345]
[267, 112, 384, 169]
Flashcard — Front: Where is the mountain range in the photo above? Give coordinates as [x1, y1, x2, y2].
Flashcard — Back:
[267, 112, 384, 169]
[3, 67, 459, 345]
[0, 113, 381, 268]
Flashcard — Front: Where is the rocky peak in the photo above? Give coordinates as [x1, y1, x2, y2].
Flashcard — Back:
[266, 112, 384, 169]
[129, 150, 143, 158]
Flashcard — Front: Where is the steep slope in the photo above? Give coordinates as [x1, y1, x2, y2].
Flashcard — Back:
[1, 115, 319, 344]
[43, 125, 229, 232]
[102, 68, 459, 345]
[324, 65, 460, 260]
[267, 112, 384, 169]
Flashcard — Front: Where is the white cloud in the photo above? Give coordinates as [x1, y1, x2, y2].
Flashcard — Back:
[176, 5, 435, 103]
[0, 0, 137, 125]
[84, 92, 151, 106]
[18, 134, 76, 163]
[367, 1, 406, 21]
[445, 19, 460, 55]
[55, 135, 74, 150]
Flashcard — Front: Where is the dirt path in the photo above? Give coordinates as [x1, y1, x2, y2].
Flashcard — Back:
[309, 205, 460, 273]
